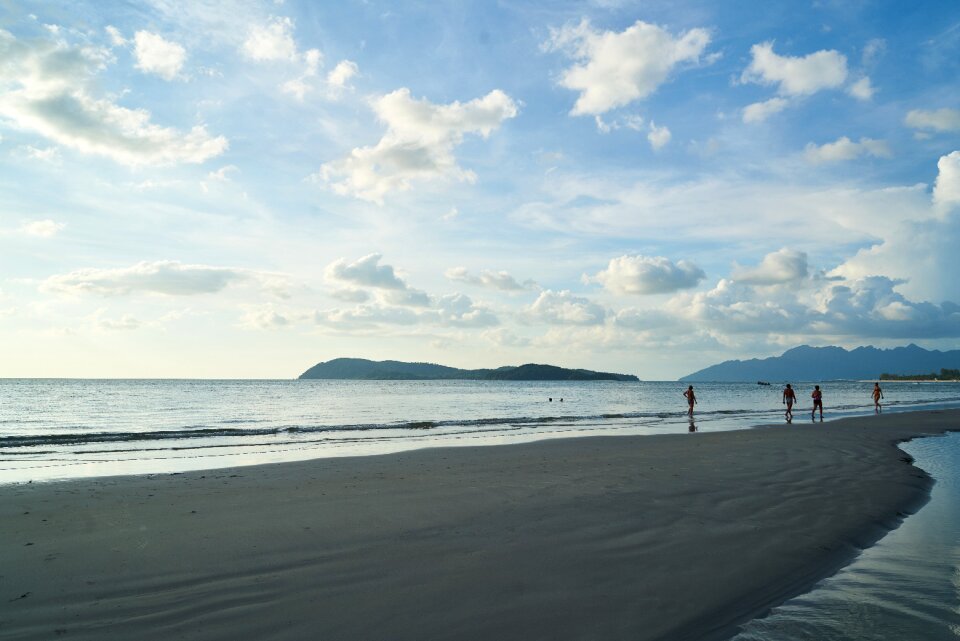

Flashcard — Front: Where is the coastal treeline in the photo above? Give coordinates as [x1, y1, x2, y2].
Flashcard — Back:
[880, 368, 960, 381]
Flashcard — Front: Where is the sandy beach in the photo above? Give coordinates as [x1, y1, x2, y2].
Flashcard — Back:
[2, 410, 958, 641]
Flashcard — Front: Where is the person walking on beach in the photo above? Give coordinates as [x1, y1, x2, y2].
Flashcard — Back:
[684, 385, 697, 417]
[811, 385, 823, 422]
[782, 383, 796, 422]
[872, 382, 884, 413]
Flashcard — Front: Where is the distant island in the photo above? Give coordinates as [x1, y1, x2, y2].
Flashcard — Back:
[298, 358, 638, 381]
[681, 344, 960, 382]
[880, 368, 960, 381]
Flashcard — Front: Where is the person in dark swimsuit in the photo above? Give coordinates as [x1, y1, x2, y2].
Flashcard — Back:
[782, 383, 796, 422]
[811, 385, 823, 421]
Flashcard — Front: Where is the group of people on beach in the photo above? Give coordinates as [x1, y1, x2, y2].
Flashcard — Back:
[683, 382, 885, 424]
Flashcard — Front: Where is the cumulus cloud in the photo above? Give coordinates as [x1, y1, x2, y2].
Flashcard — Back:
[325, 253, 408, 290]
[817, 277, 960, 338]
[905, 108, 960, 133]
[545, 19, 711, 116]
[527, 290, 606, 325]
[823, 152, 960, 302]
[741, 42, 848, 96]
[434, 293, 499, 327]
[933, 151, 960, 211]
[381, 288, 431, 307]
[40, 261, 286, 297]
[742, 97, 788, 123]
[242, 16, 298, 61]
[589, 255, 705, 295]
[315, 88, 518, 203]
[847, 77, 875, 101]
[731, 248, 808, 284]
[280, 47, 322, 100]
[327, 59, 358, 88]
[133, 31, 187, 80]
[647, 121, 671, 150]
[240, 305, 291, 330]
[328, 288, 370, 303]
[803, 137, 892, 164]
[20, 219, 65, 237]
[0, 30, 227, 165]
[445, 267, 536, 291]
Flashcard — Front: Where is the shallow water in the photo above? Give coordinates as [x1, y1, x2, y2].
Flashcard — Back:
[1, 379, 959, 482]
[732, 431, 960, 640]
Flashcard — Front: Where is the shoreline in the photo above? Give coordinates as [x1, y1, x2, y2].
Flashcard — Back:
[3, 410, 958, 640]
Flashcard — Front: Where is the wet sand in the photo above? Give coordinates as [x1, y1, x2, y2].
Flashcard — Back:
[2, 410, 957, 640]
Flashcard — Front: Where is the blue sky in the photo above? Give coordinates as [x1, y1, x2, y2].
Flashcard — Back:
[1, 0, 959, 379]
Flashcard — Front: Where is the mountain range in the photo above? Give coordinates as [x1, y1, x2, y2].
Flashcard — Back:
[298, 358, 639, 381]
[680, 344, 960, 382]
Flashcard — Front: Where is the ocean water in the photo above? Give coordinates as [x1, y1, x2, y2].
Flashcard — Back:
[732, 431, 960, 640]
[1, 378, 958, 483]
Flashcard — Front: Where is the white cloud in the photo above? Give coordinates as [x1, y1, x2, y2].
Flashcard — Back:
[482, 328, 530, 347]
[240, 305, 290, 330]
[589, 255, 705, 295]
[545, 19, 711, 116]
[0, 30, 227, 165]
[20, 145, 61, 163]
[741, 42, 848, 96]
[830, 152, 960, 302]
[315, 88, 518, 203]
[327, 59, 358, 88]
[133, 31, 187, 81]
[325, 253, 408, 289]
[445, 267, 536, 291]
[847, 77, 875, 101]
[933, 151, 960, 210]
[105, 25, 127, 47]
[97, 313, 141, 331]
[280, 47, 322, 100]
[328, 288, 370, 303]
[242, 16, 298, 61]
[742, 97, 788, 123]
[380, 288, 431, 307]
[207, 164, 239, 181]
[647, 121, 671, 150]
[20, 219, 65, 237]
[40, 261, 285, 297]
[314, 304, 420, 328]
[803, 137, 892, 164]
[434, 293, 499, 327]
[905, 108, 960, 133]
[527, 290, 606, 325]
[731, 248, 808, 284]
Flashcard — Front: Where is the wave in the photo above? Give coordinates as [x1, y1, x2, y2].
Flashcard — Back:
[4, 395, 959, 450]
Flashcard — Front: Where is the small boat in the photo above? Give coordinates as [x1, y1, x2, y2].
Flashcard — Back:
[757, 381, 771, 386]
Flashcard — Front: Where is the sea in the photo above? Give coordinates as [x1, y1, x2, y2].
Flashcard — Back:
[2, 378, 960, 639]
[1, 378, 959, 483]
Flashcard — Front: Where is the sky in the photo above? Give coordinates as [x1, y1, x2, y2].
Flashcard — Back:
[1, 0, 959, 379]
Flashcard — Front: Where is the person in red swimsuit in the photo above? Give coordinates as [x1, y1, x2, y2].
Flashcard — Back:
[811, 385, 823, 421]
[872, 382, 884, 413]
[683, 385, 697, 417]
[782, 383, 796, 422]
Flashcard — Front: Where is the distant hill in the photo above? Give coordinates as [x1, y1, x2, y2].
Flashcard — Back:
[298, 358, 638, 381]
[680, 344, 960, 382]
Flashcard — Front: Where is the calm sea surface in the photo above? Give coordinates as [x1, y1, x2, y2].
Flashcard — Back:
[1, 379, 959, 483]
